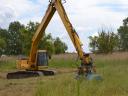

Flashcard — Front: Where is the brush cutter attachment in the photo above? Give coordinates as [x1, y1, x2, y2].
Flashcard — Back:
[76, 66, 102, 80]
[86, 73, 102, 80]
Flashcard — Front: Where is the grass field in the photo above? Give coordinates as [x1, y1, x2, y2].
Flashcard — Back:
[0, 52, 128, 96]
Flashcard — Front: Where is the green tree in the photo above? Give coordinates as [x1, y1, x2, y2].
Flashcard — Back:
[89, 36, 98, 53]
[39, 33, 55, 56]
[0, 28, 8, 54]
[89, 29, 119, 53]
[0, 21, 68, 56]
[118, 17, 128, 51]
[54, 37, 67, 54]
[0, 38, 6, 55]
[8, 21, 25, 55]
[21, 21, 67, 55]
[21, 21, 39, 55]
[20, 22, 55, 56]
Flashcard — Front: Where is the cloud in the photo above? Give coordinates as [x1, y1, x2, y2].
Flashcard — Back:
[57, 0, 126, 52]
[0, 0, 47, 28]
[0, 0, 128, 52]
[0, 5, 15, 28]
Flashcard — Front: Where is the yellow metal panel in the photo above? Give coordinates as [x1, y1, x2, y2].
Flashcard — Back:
[17, 59, 30, 69]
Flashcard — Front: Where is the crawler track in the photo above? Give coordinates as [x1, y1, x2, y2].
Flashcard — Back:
[7, 70, 55, 79]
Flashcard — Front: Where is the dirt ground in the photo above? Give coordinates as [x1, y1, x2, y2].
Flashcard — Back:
[0, 77, 38, 96]
[0, 68, 76, 96]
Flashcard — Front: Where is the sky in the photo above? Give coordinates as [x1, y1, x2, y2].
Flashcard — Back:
[0, 0, 128, 52]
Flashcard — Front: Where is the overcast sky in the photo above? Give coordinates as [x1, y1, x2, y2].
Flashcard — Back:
[0, 0, 128, 52]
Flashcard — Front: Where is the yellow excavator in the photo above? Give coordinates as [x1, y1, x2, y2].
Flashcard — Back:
[7, 0, 100, 79]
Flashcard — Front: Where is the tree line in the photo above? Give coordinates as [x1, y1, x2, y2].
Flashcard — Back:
[1, 17, 128, 55]
[0, 21, 67, 56]
[89, 17, 128, 53]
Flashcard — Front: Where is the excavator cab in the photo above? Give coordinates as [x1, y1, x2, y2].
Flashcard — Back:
[36, 50, 48, 67]
[17, 50, 48, 70]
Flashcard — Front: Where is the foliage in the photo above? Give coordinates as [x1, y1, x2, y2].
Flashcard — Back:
[54, 37, 68, 54]
[0, 28, 8, 55]
[89, 36, 98, 53]
[7, 21, 25, 55]
[0, 38, 6, 55]
[21, 21, 39, 55]
[39, 33, 55, 56]
[0, 21, 68, 55]
[118, 17, 128, 51]
[89, 29, 119, 53]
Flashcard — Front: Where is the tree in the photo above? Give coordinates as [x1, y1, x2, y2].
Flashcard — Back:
[0, 21, 68, 56]
[21, 21, 39, 55]
[0, 28, 8, 55]
[0, 38, 6, 55]
[89, 36, 98, 53]
[39, 33, 55, 56]
[54, 37, 68, 54]
[8, 21, 25, 55]
[118, 17, 128, 51]
[89, 29, 119, 53]
[21, 21, 67, 55]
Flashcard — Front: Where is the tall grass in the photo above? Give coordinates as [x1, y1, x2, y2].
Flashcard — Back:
[49, 59, 80, 68]
[0, 53, 128, 96]
[35, 53, 128, 96]
[49, 54, 80, 68]
[0, 60, 16, 71]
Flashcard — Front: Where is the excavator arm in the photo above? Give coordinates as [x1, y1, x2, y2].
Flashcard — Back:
[29, 0, 84, 69]
[54, 0, 84, 59]
[28, 3, 56, 68]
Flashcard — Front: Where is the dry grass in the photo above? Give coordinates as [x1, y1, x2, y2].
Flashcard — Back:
[0, 52, 127, 96]
[0, 78, 38, 96]
[0, 56, 17, 62]
[92, 52, 128, 61]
